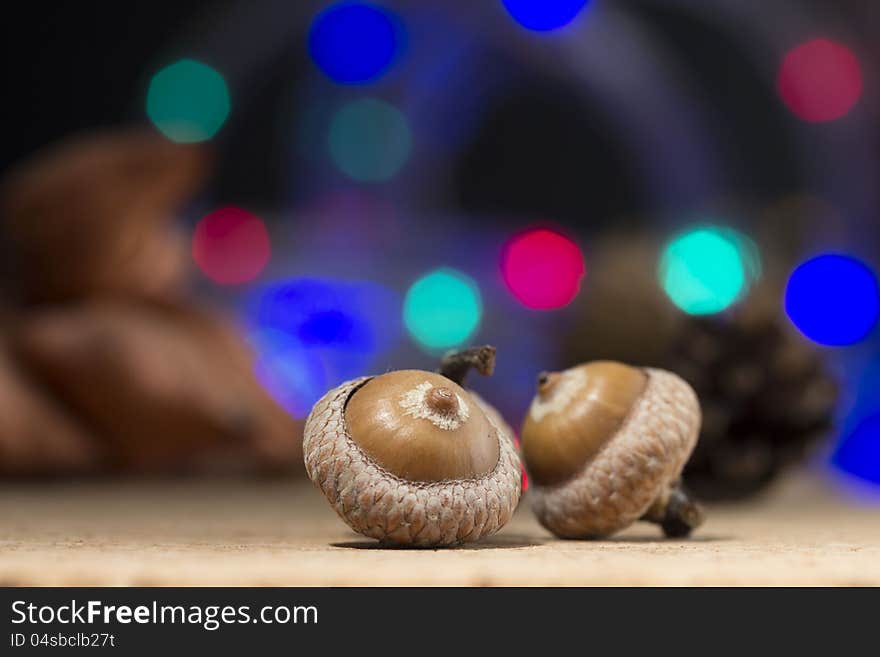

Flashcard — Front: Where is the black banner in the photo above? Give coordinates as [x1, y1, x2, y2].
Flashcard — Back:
[0, 587, 874, 653]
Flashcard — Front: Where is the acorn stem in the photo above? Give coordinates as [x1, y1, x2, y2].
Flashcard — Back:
[640, 480, 705, 538]
[437, 345, 496, 386]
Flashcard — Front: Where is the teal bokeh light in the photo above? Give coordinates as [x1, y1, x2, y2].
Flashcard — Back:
[404, 268, 482, 350]
[659, 226, 757, 315]
[328, 98, 411, 182]
[147, 59, 231, 143]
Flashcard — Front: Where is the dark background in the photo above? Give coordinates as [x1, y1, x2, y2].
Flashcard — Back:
[5, 0, 878, 222]
[2, 0, 879, 493]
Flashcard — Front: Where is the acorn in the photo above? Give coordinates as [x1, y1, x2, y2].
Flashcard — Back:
[0, 128, 206, 304]
[11, 300, 302, 473]
[521, 361, 704, 539]
[0, 336, 100, 476]
[303, 347, 522, 547]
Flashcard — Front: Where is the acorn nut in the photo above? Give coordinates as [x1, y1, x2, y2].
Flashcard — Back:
[521, 361, 704, 539]
[303, 347, 522, 547]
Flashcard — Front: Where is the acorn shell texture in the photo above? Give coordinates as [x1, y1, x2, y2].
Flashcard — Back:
[344, 371, 500, 482]
[303, 375, 522, 547]
[528, 368, 700, 538]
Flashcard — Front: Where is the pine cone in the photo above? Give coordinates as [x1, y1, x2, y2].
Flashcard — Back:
[672, 301, 839, 500]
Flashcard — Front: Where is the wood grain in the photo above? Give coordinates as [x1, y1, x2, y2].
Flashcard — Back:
[1, 475, 878, 586]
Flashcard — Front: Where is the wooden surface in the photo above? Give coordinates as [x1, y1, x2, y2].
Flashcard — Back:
[1, 475, 879, 586]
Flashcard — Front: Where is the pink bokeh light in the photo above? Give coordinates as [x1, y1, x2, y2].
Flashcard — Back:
[777, 38, 862, 123]
[192, 206, 271, 285]
[501, 228, 585, 309]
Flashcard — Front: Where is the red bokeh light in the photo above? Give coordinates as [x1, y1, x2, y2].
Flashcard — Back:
[192, 207, 271, 285]
[501, 228, 585, 309]
[777, 38, 862, 123]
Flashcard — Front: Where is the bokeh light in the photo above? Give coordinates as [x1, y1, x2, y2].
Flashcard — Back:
[659, 226, 757, 316]
[192, 207, 271, 285]
[831, 354, 880, 490]
[501, 228, 585, 310]
[252, 330, 328, 420]
[728, 229, 762, 284]
[328, 98, 412, 182]
[146, 59, 230, 143]
[249, 278, 401, 417]
[777, 38, 862, 123]
[308, 2, 403, 85]
[833, 412, 880, 487]
[404, 268, 482, 351]
[501, 0, 590, 32]
[785, 254, 880, 346]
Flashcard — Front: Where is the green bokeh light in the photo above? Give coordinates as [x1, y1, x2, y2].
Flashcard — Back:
[146, 59, 230, 143]
[659, 226, 758, 315]
[404, 268, 482, 350]
[328, 98, 411, 183]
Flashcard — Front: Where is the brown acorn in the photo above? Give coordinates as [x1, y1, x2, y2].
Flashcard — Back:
[0, 128, 206, 304]
[0, 337, 100, 475]
[303, 347, 521, 547]
[10, 300, 302, 473]
[521, 361, 704, 539]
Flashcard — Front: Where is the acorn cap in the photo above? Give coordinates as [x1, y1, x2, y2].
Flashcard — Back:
[522, 362, 701, 538]
[303, 371, 522, 546]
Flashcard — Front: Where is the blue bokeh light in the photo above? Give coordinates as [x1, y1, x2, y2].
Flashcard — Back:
[784, 254, 880, 346]
[833, 413, 880, 486]
[247, 278, 401, 417]
[829, 353, 880, 490]
[252, 330, 328, 420]
[501, 0, 590, 32]
[308, 2, 403, 85]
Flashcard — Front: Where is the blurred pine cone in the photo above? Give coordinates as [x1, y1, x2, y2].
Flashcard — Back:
[671, 302, 839, 500]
